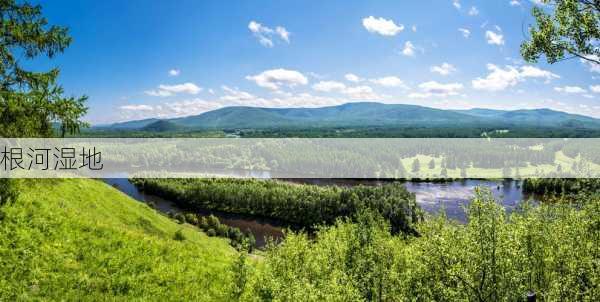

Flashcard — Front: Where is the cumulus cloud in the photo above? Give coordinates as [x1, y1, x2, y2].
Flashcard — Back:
[430, 63, 457, 76]
[168, 69, 180, 77]
[342, 85, 381, 99]
[402, 41, 416, 56]
[554, 86, 587, 94]
[275, 26, 290, 43]
[312, 81, 347, 92]
[362, 16, 404, 36]
[453, 0, 461, 9]
[120, 104, 154, 111]
[246, 68, 308, 90]
[220, 85, 256, 101]
[590, 85, 600, 93]
[509, 0, 521, 6]
[485, 30, 504, 45]
[312, 80, 383, 99]
[458, 28, 471, 38]
[248, 20, 290, 47]
[369, 76, 406, 88]
[118, 99, 222, 121]
[345, 73, 362, 83]
[472, 64, 559, 91]
[409, 81, 463, 98]
[519, 65, 560, 80]
[145, 82, 202, 97]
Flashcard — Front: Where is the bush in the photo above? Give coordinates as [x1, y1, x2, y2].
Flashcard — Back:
[207, 215, 220, 229]
[243, 189, 600, 301]
[173, 213, 186, 224]
[185, 213, 199, 225]
[173, 229, 186, 241]
[198, 216, 209, 230]
[206, 228, 216, 237]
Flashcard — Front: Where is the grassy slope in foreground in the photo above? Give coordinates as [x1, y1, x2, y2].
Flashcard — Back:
[0, 179, 236, 301]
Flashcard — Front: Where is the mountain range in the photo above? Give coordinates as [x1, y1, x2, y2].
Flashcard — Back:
[99, 102, 600, 131]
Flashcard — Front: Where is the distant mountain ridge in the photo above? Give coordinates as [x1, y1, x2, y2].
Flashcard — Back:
[99, 102, 600, 131]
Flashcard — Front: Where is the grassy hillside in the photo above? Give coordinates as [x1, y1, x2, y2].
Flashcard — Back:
[0, 179, 236, 301]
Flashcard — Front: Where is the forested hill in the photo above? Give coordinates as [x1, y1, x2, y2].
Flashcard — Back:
[100, 102, 600, 131]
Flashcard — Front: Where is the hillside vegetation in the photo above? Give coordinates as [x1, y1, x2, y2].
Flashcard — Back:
[0, 179, 236, 301]
[100, 102, 600, 132]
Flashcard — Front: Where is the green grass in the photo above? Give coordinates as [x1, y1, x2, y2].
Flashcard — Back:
[0, 179, 237, 301]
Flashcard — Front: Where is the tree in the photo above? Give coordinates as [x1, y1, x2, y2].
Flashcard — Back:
[521, 0, 600, 66]
[229, 252, 251, 301]
[0, 0, 88, 205]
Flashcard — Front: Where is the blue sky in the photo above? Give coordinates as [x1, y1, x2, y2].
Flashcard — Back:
[32, 0, 600, 124]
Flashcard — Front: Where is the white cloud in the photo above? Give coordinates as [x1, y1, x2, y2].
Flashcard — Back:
[411, 25, 417, 32]
[275, 26, 290, 43]
[590, 85, 600, 93]
[220, 85, 256, 101]
[453, 0, 461, 9]
[312, 79, 383, 99]
[362, 16, 404, 36]
[145, 82, 202, 97]
[342, 85, 381, 99]
[472, 64, 559, 91]
[345, 73, 362, 83]
[402, 41, 416, 56]
[370, 76, 406, 88]
[168, 69, 180, 77]
[580, 55, 600, 73]
[312, 81, 346, 92]
[120, 104, 154, 111]
[118, 99, 222, 121]
[519, 65, 560, 81]
[510, 0, 521, 6]
[468, 6, 479, 16]
[421, 81, 463, 95]
[485, 30, 504, 45]
[458, 28, 471, 38]
[409, 81, 463, 98]
[430, 63, 457, 76]
[246, 68, 308, 90]
[554, 86, 587, 94]
[248, 20, 290, 47]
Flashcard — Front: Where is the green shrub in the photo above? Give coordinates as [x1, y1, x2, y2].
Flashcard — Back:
[173, 229, 186, 241]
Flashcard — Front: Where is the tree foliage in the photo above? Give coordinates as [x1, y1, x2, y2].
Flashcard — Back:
[0, 0, 87, 205]
[131, 178, 423, 235]
[240, 189, 600, 301]
[521, 0, 600, 65]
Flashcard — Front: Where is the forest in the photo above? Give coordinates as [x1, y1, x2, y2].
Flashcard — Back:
[230, 189, 599, 301]
[131, 178, 423, 235]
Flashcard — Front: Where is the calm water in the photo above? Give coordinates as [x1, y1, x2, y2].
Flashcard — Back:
[104, 178, 536, 247]
[291, 179, 536, 222]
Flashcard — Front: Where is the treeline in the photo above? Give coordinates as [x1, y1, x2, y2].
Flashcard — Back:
[230, 190, 600, 301]
[523, 178, 600, 195]
[168, 211, 256, 252]
[231, 126, 600, 138]
[131, 178, 423, 235]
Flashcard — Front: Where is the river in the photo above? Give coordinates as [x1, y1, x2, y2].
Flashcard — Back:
[104, 178, 536, 248]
